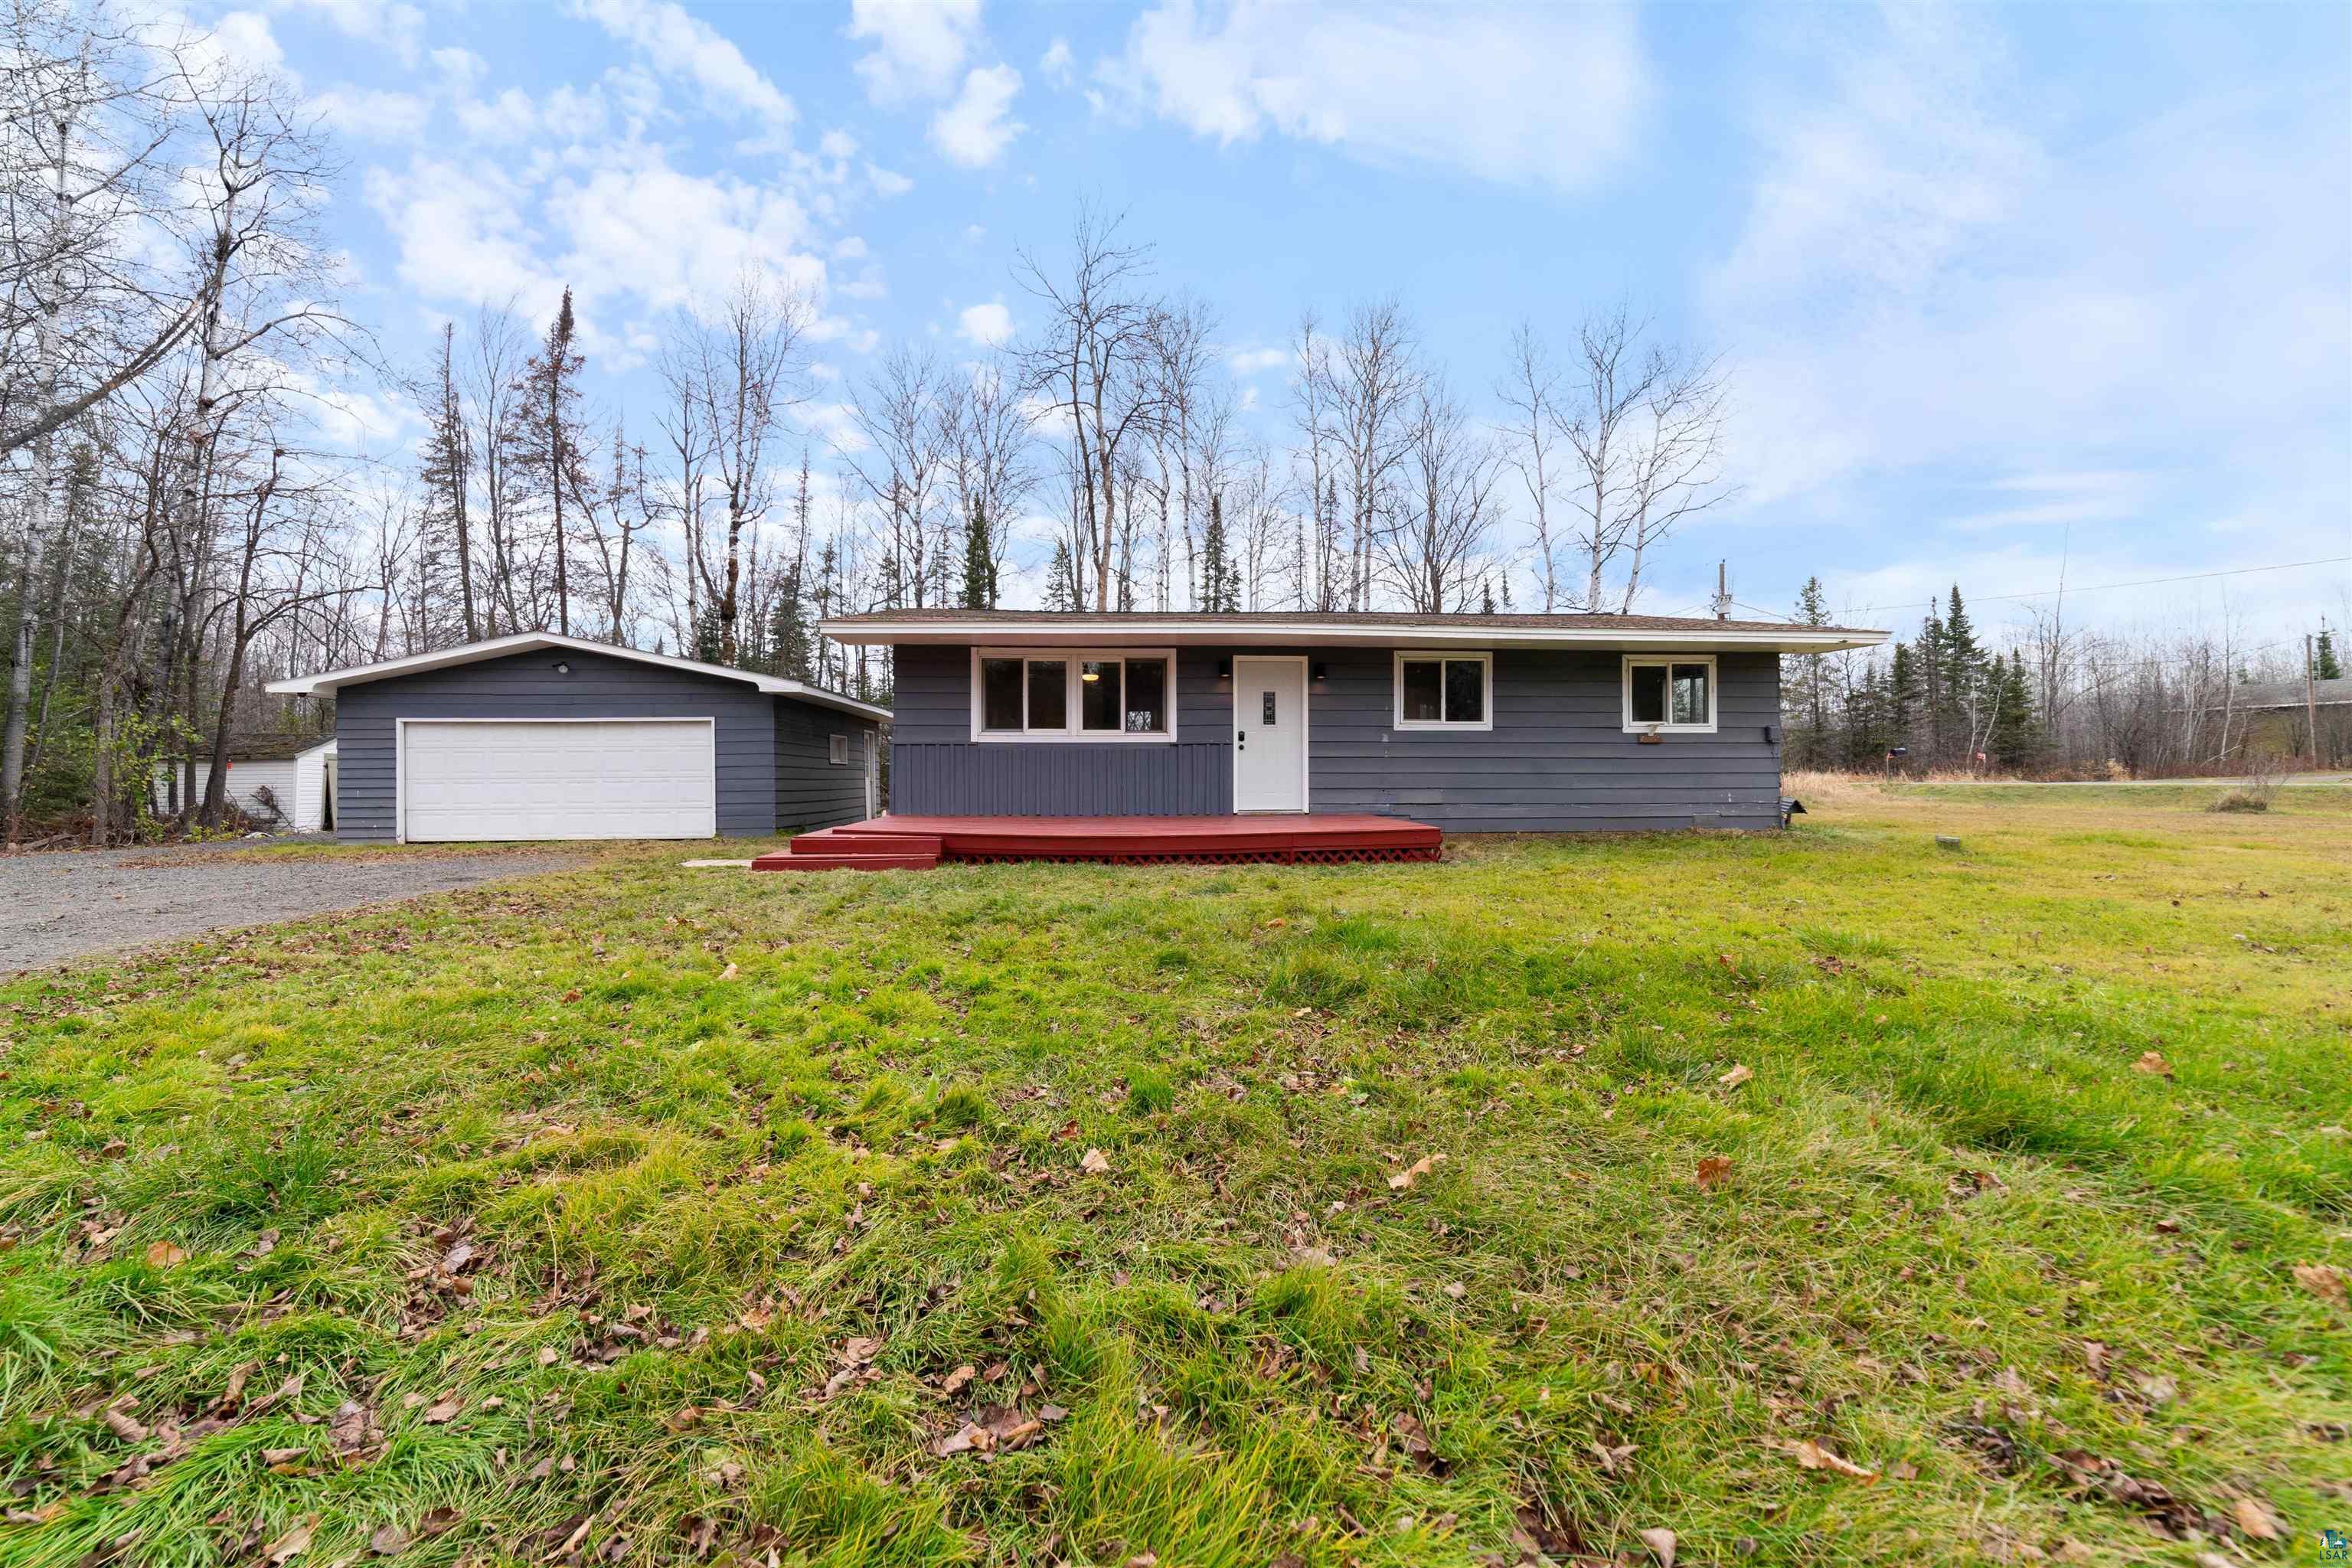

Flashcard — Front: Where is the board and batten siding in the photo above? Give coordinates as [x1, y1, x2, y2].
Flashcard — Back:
[333, 648, 777, 841]
[887, 642, 1784, 831]
[776, 699, 877, 830]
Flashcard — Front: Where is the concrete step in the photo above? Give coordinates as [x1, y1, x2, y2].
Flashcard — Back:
[750, 850, 938, 872]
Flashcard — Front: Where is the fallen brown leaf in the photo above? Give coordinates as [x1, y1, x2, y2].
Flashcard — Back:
[265, 1516, 317, 1564]
[2132, 1050, 2173, 1078]
[1078, 1147, 1111, 1175]
[718, 962, 738, 981]
[1695, 1155, 1733, 1190]
[2292, 1263, 2347, 1305]
[941, 1364, 976, 1394]
[1387, 1152, 1445, 1191]
[1638, 1526, 1678, 1568]
[421, 1393, 461, 1424]
[369, 1522, 410, 1557]
[2231, 1496, 2282, 1541]
[1717, 1063, 1753, 1088]
[1791, 1439, 1877, 1481]
[2082, 1341, 2110, 1379]
[144, 1240, 187, 1267]
[841, 1336, 884, 1364]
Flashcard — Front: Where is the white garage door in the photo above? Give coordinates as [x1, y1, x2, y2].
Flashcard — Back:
[400, 719, 716, 841]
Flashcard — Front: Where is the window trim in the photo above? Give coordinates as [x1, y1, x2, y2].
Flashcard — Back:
[829, 733, 849, 766]
[1391, 649, 1494, 732]
[969, 647, 1180, 743]
[1621, 654, 1719, 733]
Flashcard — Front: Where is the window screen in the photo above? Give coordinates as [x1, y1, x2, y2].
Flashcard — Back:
[1125, 658, 1167, 732]
[1671, 663, 1710, 726]
[1401, 659, 1444, 723]
[1080, 660, 1122, 731]
[1444, 659, 1485, 724]
[1027, 659, 1067, 730]
[829, 734, 849, 766]
[1629, 665, 1668, 724]
[981, 658, 1023, 731]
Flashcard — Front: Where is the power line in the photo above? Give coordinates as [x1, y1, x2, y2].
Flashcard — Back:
[1849, 556, 2352, 616]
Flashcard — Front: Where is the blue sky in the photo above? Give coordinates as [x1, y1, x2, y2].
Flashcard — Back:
[208, 0, 2350, 648]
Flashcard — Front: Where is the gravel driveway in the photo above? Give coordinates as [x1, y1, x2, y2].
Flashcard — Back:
[0, 838, 584, 971]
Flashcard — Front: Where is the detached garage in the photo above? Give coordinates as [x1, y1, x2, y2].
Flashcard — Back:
[266, 633, 890, 842]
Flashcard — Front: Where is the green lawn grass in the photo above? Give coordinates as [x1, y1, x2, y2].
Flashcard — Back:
[4, 786, 2348, 1567]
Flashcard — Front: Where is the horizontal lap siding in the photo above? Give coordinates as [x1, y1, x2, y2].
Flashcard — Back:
[334, 649, 777, 841]
[882, 642, 1781, 831]
[1307, 647, 1782, 831]
[776, 699, 874, 831]
[889, 644, 1231, 815]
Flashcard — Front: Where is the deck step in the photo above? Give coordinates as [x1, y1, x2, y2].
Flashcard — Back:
[751, 850, 938, 872]
[789, 830, 942, 856]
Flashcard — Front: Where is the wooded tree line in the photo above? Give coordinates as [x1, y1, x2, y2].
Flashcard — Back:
[1782, 580, 2341, 778]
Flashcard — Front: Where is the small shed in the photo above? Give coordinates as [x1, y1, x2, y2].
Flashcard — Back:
[152, 736, 337, 830]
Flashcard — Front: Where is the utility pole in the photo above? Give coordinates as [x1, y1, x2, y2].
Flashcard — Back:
[2308, 633, 2321, 768]
[1710, 560, 1732, 621]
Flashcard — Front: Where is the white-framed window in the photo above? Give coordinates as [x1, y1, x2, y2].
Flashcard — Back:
[1622, 655, 1717, 733]
[1393, 650, 1493, 730]
[829, 733, 849, 765]
[970, 648, 1178, 742]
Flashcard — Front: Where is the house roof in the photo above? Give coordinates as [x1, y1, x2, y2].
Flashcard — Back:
[2204, 675, 2352, 712]
[820, 609, 1888, 655]
[207, 734, 334, 763]
[266, 632, 893, 722]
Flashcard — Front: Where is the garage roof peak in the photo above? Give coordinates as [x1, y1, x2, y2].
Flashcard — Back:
[266, 632, 890, 722]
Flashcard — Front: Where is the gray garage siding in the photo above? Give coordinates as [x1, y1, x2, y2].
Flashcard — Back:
[777, 701, 877, 830]
[333, 649, 778, 841]
[887, 642, 1783, 831]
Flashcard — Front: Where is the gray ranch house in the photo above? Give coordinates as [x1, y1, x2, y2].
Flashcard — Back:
[267, 632, 889, 842]
[822, 609, 1883, 833]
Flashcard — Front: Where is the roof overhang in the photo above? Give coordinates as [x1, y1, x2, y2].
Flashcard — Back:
[266, 632, 893, 722]
[819, 616, 1886, 655]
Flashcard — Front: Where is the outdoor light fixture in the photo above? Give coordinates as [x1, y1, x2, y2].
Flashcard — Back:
[1311, 662, 1328, 682]
[554, 661, 571, 675]
[1216, 658, 1232, 679]
[1080, 668, 1100, 682]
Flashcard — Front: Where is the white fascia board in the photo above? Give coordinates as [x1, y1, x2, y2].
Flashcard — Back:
[269, 632, 891, 719]
[819, 619, 1887, 655]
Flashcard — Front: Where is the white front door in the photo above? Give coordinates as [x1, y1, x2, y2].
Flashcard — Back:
[400, 718, 717, 841]
[1233, 656, 1308, 813]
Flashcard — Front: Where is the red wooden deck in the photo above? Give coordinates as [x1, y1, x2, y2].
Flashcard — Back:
[750, 813, 1442, 871]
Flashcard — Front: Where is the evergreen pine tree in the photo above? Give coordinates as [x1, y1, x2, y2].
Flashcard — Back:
[1887, 642, 1920, 768]
[1939, 585, 1984, 761]
[1199, 495, 1232, 612]
[2317, 627, 2344, 681]
[1480, 579, 1496, 615]
[1988, 650, 2038, 770]
[1045, 540, 1080, 612]
[766, 557, 812, 681]
[1785, 575, 1832, 767]
[959, 502, 997, 609]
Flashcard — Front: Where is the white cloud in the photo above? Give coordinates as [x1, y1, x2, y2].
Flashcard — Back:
[310, 84, 430, 140]
[267, 0, 423, 67]
[866, 162, 914, 197]
[565, 0, 795, 139]
[930, 64, 1023, 166]
[956, 300, 1014, 346]
[1227, 344, 1290, 376]
[544, 148, 827, 322]
[1096, 0, 1648, 189]
[848, 0, 983, 106]
[1040, 36, 1073, 88]
[820, 128, 859, 159]
[1708, 8, 2352, 532]
[364, 158, 554, 315]
[454, 85, 540, 142]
